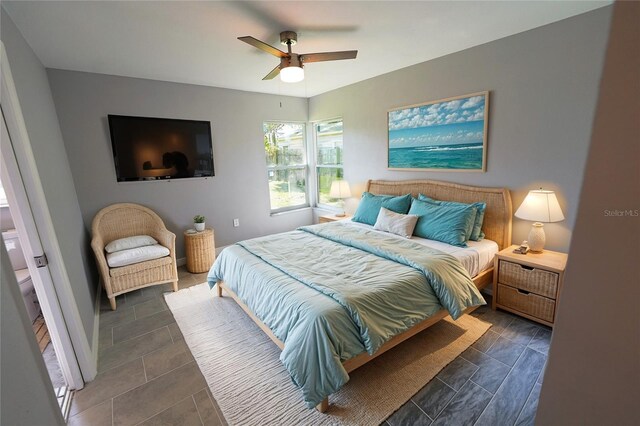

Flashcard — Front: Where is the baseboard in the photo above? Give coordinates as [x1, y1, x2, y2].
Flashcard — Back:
[91, 286, 101, 374]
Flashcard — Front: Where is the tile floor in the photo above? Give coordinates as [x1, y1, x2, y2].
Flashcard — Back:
[68, 267, 227, 426]
[70, 266, 550, 426]
[386, 301, 550, 426]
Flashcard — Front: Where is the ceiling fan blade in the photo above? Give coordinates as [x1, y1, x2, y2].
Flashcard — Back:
[262, 64, 281, 80]
[300, 50, 358, 63]
[238, 36, 288, 58]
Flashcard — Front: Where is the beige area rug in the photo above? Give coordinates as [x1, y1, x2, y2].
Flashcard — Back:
[165, 283, 490, 426]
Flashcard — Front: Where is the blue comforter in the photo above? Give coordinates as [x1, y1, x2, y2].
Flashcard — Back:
[207, 221, 484, 407]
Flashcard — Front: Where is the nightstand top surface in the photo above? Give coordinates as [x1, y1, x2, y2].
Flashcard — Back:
[320, 214, 352, 221]
[498, 245, 568, 272]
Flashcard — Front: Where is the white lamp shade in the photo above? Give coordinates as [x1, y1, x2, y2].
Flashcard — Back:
[280, 66, 304, 83]
[329, 180, 352, 199]
[515, 190, 565, 223]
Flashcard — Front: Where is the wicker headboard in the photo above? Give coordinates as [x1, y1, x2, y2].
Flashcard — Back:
[366, 179, 513, 250]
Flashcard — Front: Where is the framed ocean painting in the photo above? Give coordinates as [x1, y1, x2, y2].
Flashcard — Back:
[388, 91, 489, 171]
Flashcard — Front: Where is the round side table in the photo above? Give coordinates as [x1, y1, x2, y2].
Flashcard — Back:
[184, 228, 215, 273]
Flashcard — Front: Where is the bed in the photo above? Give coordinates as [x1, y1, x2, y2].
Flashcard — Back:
[208, 179, 512, 412]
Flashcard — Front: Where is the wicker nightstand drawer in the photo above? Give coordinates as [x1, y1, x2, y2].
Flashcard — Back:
[496, 284, 555, 323]
[498, 260, 559, 299]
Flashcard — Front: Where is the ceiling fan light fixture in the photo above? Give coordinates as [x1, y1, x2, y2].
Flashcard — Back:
[280, 65, 304, 83]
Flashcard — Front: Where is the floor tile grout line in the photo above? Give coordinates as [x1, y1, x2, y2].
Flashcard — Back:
[141, 356, 148, 383]
[434, 376, 457, 393]
[193, 394, 206, 426]
[409, 399, 434, 423]
[513, 377, 540, 425]
[468, 377, 497, 396]
[108, 360, 199, 404]
[460, 348, 513, 369]
[77, 358, 198, 420]
[130, 394, 194, 426]
[479, 329, 501, 354]
[421, 377, 459, 422]
[97, 327, 174, 374]
[432, 378, 489, 424]
[99, 306, 137, 330]
[472, 338, 531, 426]
[111, 319, 176, 346]
[204, 386, 226, 426]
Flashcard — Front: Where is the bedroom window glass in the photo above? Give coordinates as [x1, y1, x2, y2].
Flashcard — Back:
[264, 122, 309, 212]
[314, 119, 344, 208]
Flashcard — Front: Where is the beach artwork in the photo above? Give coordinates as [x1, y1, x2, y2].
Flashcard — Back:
[388, 92, 489, 171]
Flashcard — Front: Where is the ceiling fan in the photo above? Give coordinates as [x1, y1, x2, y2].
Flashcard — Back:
[238, 31, 358, 83]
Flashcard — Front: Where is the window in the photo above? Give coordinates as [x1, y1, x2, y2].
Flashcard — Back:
[264, 122, 308, 213]
[314, 119, 344, 208]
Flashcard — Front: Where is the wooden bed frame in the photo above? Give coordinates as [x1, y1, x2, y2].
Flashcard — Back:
[216, 179, 512, 412]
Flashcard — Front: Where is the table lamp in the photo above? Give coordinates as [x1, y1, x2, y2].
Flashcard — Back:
[329, 180, 352, 217]
[514, 189, 565, 252]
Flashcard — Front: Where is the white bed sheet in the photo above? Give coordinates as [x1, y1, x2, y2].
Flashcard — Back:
[341, 219, 498, 277]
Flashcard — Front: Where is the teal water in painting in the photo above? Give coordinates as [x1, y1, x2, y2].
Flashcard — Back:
[389, 142, 484, 169]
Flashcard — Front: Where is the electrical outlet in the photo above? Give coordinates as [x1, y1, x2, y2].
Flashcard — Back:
[233, 218, 240, 227]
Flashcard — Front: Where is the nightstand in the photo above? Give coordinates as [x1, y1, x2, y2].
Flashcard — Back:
[492, 245, 568, 327]
[318, 214, 352, 223]
[184, 228, 215, 273]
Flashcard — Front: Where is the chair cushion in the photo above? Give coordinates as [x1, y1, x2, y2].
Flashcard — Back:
[107, 244, 170, 268]
[109, 255, 173, 278]
[105, 235, 158, 253]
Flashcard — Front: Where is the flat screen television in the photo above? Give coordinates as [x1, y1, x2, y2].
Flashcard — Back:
[108, 114, 214, 182]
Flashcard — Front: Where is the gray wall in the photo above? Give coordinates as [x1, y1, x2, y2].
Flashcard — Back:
[1, 8, 96, 345]
[309, 7, 612, 252]
[537, 2, 639, 423]
[47, 70, 312, 258]
[1, 241, 65, 426]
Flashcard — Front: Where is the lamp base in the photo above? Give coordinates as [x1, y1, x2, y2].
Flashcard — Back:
[528, 222, 546, 253]
[335, 212, 346, 217]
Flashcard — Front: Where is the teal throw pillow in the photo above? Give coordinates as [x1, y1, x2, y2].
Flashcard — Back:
[409, 198, 478, 247]
[418, 194, 486, 241]
[352, 192, 412, 226]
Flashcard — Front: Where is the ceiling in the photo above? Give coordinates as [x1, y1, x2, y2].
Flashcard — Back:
[3, 1, 610, 98]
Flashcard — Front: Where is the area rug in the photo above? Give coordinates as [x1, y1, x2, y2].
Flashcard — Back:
[165, 283, 491, 426]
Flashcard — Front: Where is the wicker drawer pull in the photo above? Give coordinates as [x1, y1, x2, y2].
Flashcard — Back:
[498, 260, 558, 299]
[497, 284, 555, 323]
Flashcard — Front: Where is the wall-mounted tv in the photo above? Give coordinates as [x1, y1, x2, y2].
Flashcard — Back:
[108, 114, 214, 182]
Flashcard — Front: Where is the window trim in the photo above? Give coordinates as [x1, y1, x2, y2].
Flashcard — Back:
[312, 117, 344, 211]
[264, 121, 310, 214]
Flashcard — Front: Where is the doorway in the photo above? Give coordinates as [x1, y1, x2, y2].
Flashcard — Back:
[1, 112, 79, 418]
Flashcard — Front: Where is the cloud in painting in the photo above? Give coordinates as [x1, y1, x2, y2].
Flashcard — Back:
[389, 94, 486, 131]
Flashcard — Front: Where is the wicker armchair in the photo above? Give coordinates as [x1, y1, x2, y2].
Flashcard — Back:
[91, 203, 178, 310]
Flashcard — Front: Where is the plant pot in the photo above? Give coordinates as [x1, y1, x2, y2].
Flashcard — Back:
[194, 223, 205, 232]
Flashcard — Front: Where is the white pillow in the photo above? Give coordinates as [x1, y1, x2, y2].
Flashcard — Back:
[373, 207, 419, 238]
[105, 235, 158, 253]
[106, 244, 170, 268]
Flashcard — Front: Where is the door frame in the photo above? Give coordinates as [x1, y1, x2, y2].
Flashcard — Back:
[1, 43, 96, 386]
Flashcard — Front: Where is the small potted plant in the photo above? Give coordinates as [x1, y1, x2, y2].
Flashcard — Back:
[193, 215, 206, 232]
